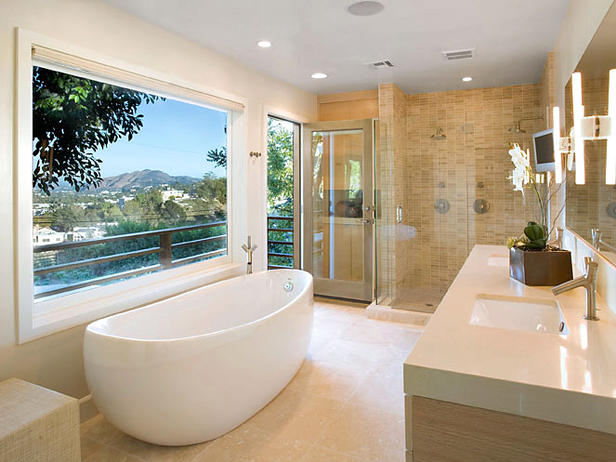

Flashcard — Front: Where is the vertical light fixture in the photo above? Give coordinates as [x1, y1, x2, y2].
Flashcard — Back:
[572, 72, 585, 184]
[607, 69, 616, 185]
[553, 106, 563, 183]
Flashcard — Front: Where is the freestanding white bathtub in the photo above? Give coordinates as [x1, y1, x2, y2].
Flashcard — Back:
[83, 269, 313, 446]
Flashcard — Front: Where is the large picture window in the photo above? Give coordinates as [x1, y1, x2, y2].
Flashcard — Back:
[31, 65, 229, 302]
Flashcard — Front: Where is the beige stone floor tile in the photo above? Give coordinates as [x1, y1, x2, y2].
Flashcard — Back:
[239, 386, 303, 435]
[80, 438, 106, 460]
[193, 424, 312, 462]
[313, 305, 365, 324]
[244, 386, 344, 445]
[311, 338, 395, 371]
[319, 402, 406, 462]
[81, 443, 143, 462]
[299, 446, 363, 462]
[306, 333, 332, 357]
[105, 431, 208, 462]
[80, 414, 125, 445]
[311, 316, 356, 339]
[342, 319, 422, 350]
[349, 363, 406, 417]
[286, 358, 367, 402]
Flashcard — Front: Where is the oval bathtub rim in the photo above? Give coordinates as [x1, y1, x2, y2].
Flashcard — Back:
[84, 269, 313, 344]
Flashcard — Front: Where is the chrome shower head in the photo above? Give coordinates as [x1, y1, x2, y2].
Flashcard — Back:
[508, 121, 526, 134]
[431, 128, 446, 140]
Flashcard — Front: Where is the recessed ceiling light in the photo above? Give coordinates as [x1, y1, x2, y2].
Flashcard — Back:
[347, 1, 385, 16]
[462, 76, 473, 82]
[257, 40, 272, 48]
[311, 72, 328, 79]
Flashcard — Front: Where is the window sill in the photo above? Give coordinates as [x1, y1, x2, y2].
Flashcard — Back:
[22, 262, 244, 344]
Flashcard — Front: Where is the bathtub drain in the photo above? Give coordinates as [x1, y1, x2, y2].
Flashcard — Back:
[283, 280, 294, 292]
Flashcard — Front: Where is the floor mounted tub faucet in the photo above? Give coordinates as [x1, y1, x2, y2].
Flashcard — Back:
[242, 235, 257, 275]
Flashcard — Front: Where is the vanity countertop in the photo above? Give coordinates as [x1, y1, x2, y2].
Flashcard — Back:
[404, 244, 616, 435]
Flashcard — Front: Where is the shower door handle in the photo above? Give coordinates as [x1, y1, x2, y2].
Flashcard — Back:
[396, 206, 403, 223]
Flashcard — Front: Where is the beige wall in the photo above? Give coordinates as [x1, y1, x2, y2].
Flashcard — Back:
[0, 0, 316, 400]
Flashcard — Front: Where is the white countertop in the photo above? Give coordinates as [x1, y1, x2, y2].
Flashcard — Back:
[404, 244, 616, 434]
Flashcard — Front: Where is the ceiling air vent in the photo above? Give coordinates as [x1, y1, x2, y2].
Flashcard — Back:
[370, 60, 394, 68]
[442, 49, 474, 61]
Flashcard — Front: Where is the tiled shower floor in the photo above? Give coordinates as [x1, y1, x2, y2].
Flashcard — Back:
[80, 299, 423, 461]
[391, 286, 444, 313]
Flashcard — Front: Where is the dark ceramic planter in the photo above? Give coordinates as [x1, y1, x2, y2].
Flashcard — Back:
[509, 247, 573, 286]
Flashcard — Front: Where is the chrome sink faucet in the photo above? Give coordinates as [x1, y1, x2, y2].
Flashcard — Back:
[552, 257, 599, 321]
[241, 235, 257, 275]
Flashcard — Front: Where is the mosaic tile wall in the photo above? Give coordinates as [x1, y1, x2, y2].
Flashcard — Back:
[540, 54, 569, 236]
[378, 83, 546, 309]
[375, 84, 406, 304]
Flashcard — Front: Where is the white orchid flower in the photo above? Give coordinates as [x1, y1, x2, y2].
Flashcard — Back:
[508, 143, 532, 193]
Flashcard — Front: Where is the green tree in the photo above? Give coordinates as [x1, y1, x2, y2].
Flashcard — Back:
[206, 147, 227, 168]
[267, 119, 294, 216]
[162, 200, 187, 223]
[51, 205, 83, 232]
[32, 67, 161, 194]
[99, 203, 124, 222]
[193, 174, 227, 203]
[123, 189, 164, 224]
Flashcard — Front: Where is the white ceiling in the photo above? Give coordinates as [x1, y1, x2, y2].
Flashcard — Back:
[103, 0, 571, 95]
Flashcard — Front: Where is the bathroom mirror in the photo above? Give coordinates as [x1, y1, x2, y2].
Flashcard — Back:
[565, 3, 616, 264]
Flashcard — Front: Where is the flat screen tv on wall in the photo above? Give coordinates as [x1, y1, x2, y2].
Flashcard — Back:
[532, 128, 555, 172]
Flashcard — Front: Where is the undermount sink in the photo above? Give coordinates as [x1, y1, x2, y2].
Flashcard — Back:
[470, 294, 568, 335]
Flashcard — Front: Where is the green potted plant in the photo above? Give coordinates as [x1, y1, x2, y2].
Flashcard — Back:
[506, 144, 572, 286]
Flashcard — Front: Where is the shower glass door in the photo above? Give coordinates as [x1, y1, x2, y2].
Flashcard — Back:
[303, 119, 374, 301]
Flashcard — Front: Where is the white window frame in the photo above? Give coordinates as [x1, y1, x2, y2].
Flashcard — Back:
[16, 29, 248, 343]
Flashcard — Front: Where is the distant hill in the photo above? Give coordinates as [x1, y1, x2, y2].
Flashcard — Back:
[92, 169, 200, 191]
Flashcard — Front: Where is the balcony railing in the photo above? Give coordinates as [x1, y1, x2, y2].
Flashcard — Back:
[33, 221, 227, 299]
[267, 216, 294, 270]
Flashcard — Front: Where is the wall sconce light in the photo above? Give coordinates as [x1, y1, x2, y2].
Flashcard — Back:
[561, 70, 616, 185]
[572, 72, 585, 184]
[553, 106, 563, 184]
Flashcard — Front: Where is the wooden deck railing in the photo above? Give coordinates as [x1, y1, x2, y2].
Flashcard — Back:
[33, 221, 227, 298]
[267, 216, 294, 270]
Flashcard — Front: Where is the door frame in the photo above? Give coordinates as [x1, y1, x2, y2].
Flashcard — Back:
[302, 119, 374, 301]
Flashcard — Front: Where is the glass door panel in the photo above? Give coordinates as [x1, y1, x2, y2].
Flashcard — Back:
[304, 120, 373, 301]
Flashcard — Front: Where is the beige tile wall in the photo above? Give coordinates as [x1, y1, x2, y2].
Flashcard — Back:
[378, 82, 547, 306]
[375, 84, 397, 304]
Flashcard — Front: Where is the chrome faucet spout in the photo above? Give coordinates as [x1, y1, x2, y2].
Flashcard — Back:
[551, 257, 599, 320]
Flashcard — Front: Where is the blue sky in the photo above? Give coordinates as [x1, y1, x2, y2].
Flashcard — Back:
[97, 97, 227, 179]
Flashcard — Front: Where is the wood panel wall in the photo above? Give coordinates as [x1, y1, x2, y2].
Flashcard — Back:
[317, 90, 378, 121]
